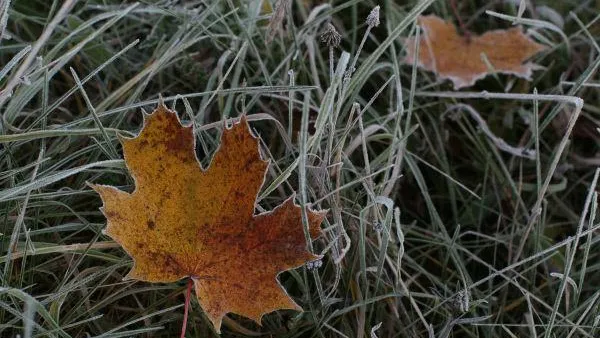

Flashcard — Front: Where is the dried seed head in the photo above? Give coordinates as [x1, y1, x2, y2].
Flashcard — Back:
[320, 23, 341, 48]
[366, 6, 380, 28]
[450, 289, 471, 313]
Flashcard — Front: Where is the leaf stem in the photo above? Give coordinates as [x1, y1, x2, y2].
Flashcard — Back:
[450, 0, 471, 42]
[180, 278, 193, 338]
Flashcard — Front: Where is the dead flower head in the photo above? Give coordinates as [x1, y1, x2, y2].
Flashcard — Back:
[320, 23, 341, 48]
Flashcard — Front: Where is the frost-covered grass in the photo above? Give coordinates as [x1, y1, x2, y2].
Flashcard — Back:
[1, 0, 600, 337]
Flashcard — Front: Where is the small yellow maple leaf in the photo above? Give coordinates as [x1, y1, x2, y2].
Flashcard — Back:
[404, 15, 547, 89]
[90, 103, 325, 333]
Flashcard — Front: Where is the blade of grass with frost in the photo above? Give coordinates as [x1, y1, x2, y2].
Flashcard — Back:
[93, 305, 182, 338]
[3, 249, 120, 276]
[219, 0, 273, 117]
[71, 68, 119, 159]
[485, 10, 569, 51]
[404, 154, 472, 286]
[25, 39, 140, 130]
[0, 0, 77, 111]
[544, 169, 600, 338]
[381, 42, 405, 198]
[576, 191, 597, 308]
[570, 12, 600, 52]
[0, 288, 70, 337]
[370, 197, 393, 306]
[62, 86, 316, 128]
[565, 292, 600, 338]
[0, 128, 132, 144]
[344, 0, 435, 103]
[98, 1, 222, 115]
[0, 45, 31, 83]
[2, 1, 600, 336]
[298, 89, 325, 332]
[416, 90, 585, 262]
[0, 160, 123, 202]
[310, 51, 349, 153]
[2, 4, 138, 123]
[0, 0, 10, 41]
[357, 203, 369, 336]
[2, 145, 43, 287]
[538, 56, 600, 132]
[225, 0, 272, 90]
[59, 266, 169, 325]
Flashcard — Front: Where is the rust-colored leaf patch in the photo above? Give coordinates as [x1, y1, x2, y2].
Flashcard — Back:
[404, 15, 547, 89]
[90, 103, 325, 333]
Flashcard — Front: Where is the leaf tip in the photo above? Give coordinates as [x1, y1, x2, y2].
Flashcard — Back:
[87, 182, 111, 196]
[231, 114, 254, 138]
[157, 94, 168, 112]
[207, 313, 224, 334]
[282, 193, 327, 238]
[116, 131, 132, 147]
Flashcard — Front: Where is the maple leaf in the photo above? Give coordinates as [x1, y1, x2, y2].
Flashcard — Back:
[404, 15, 547, 89]
[89, 104, 325, 333]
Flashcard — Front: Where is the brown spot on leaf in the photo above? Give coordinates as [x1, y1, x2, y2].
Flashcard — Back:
[105, 211, 124, 221]
[139, 140, 149, 148]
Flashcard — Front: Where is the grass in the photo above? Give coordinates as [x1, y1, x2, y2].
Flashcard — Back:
[1, 0, 600, 337]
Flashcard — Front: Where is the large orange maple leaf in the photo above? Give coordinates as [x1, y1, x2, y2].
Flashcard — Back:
[404, 15, 547, 89]
[90, 104, 325, 333]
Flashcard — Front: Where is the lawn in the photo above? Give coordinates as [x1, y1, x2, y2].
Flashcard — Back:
[1, 0, 600, 337]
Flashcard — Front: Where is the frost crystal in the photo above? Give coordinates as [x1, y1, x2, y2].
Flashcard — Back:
[306, 259, 323, 270]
